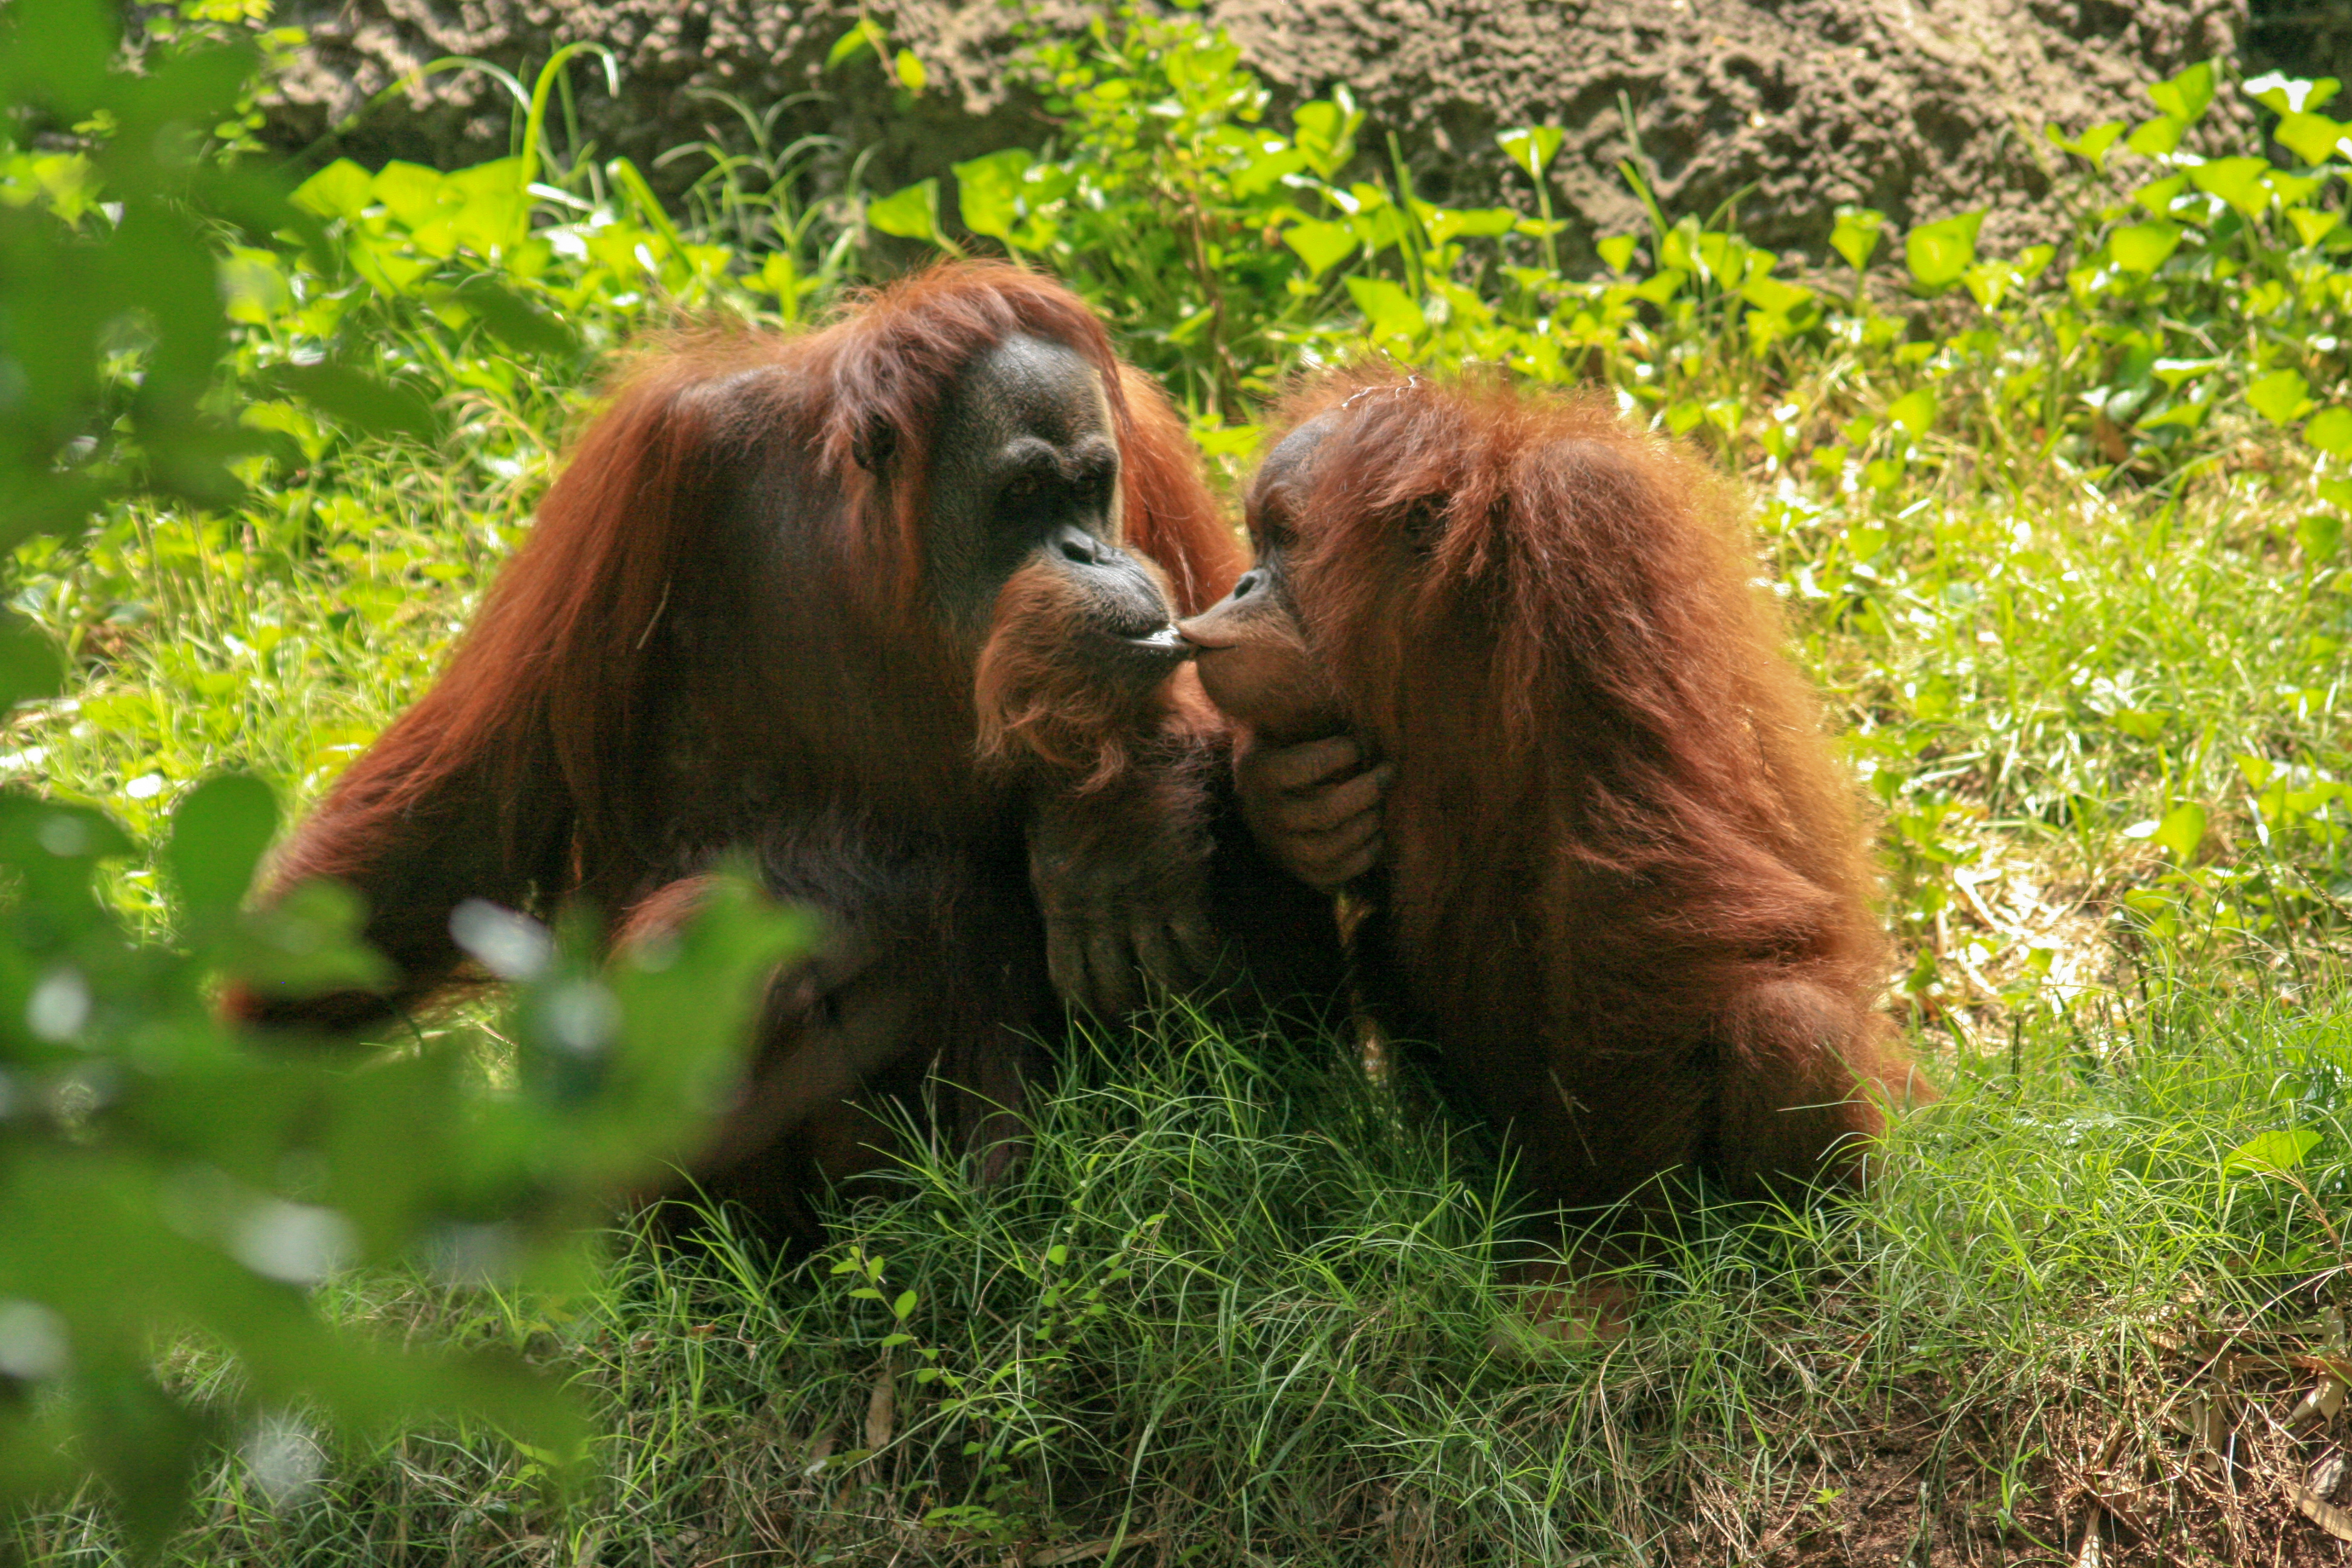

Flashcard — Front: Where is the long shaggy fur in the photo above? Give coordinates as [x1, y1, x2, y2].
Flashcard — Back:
[243, 264, 1242, 1024]
[236, 264, 1259, 1243]
[1266, 367, 1927, 1209]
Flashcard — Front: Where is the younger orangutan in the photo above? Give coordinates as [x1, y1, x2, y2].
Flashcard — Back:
[1181, 368, 1930, 1248]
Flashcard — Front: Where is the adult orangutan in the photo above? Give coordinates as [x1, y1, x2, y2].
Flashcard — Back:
[235, 263, 1339, 1244]
[1180, 368, 1930, 1223]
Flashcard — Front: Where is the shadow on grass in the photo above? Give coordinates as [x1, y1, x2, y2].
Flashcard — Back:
[16, 981, 2352, 1564]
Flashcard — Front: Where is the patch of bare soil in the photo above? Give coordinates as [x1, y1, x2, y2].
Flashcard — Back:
[259, 1, 2244, 266]
[1684, 1331, 2352, 1566]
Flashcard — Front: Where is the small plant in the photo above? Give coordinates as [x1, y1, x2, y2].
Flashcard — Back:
[0, 4, 813, 1546]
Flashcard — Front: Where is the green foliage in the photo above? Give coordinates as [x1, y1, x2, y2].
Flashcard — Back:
[2223, 1125, 2322, 1174]
[0, 1, 817, 1544]
[935, 4, 1380, 414]
[847, 22, 2352, 567]
[0, 0, 292, 538]
[0, 763, 808, 1546]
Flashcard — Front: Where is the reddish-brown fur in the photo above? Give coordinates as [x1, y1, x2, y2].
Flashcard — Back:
[1195, 368, 1929, 1215]
[235, 263, 1267, 1243]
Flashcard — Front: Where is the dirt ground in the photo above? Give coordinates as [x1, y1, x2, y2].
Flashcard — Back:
[1683, 1351, 2352, 1566]
[260, 0, 2244, 268]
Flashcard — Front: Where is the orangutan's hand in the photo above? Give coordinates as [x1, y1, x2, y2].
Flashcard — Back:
[1233, 732, 1392, 892]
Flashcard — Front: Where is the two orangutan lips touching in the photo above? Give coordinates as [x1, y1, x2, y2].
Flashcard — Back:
[234, 262, 1927, 1263]
[229, 263, 1317, 1246]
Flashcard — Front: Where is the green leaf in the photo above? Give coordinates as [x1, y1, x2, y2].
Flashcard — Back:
[2152, 802, 2207, 863]
[1292, 96, 1361, 178]
[1693, 230, 1753, 287]
[233, 878, 399, 999]
[892, 49, 927, 93]
[2306, 406, 2352, 456]
[79, 1367, 214, 1552]
[2108, 221, 2183, 275]
[0, 614, 64, 712]
[0, 793, 136, 871]
[2125, 117, 2186, 158]
[166, 773, 278, 921]
[1630, 269, 1685, 305]
[1831, 206, 1884, 271]
[2261, 165, 2319, 205]
[2248, 71, 2341, 116]
[1961, 259, 2017, 309]
[891, 1289, 917, 1321]
[2248, 368, 2315, 425]
[264, 364, 440, 442]
[0, 0, 119, 111]
[2106, 709, 2170, 742]
[2298, 511, 2346, 563]
[1282, 218, 1356, 278]
[2047, 120, 2125, 172]
[2188, 156, 2273, 218]
[2275, 111, 2352, 166]
[953, 148, 1034, 243]
[1495, 125, 1564, 180]
[1739, 274, 1813, 316]
[579, 872, 814, 1181]
[2288, 206, 2345, 247]
[291, 159, 375, 221]
[1596, 234, 1639, 272]
[2131, 173, 2187, 218]
[825, 19, 885, 70]
[1345, 275, 1425, 341]
[2147, 60, 2216, 124]
[866, 179, 945, 245]
[1904, 211, 1983, 291]
[1231, 145, 1308, 200]
[449, 276, 579, 358]
[2223, 1128, 2322, 1175]
[439, 157, 525, 255]
[1658, 219, 1699, 273]
[2152, 356, 2217, 390]
[1885, 387, 1938, 439]
[1423, 206, 1520, 243]
[2137, 399, 2209, 433]
[370, 161, 452, 228]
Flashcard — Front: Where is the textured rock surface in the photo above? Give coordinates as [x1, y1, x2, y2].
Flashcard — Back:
[264, 0, 2249, 266]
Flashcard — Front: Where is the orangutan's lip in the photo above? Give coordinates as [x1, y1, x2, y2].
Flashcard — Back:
[1175, 624, 1238, 652]
[1122, 626, 1195, 658]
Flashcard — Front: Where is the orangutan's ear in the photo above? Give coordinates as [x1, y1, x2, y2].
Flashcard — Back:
[1401, 496, 1447, 550]
[852, 417, 898, 474]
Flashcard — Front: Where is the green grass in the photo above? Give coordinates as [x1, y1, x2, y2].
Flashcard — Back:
[1768, 463, 2352, 1030]
[9, 994, 2349, 1563]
